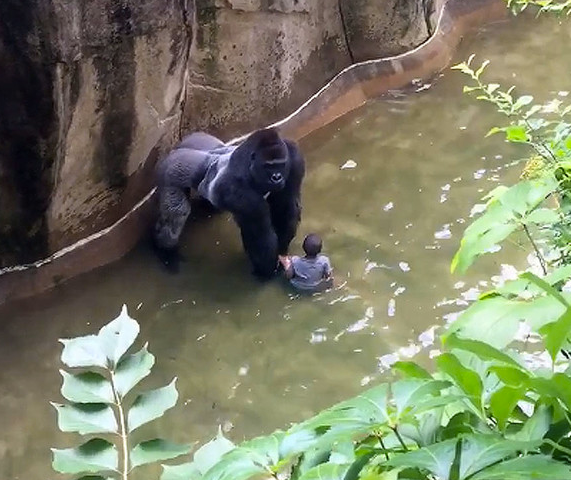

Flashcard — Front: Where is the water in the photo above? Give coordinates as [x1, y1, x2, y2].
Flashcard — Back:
[1, 13, 571, 480]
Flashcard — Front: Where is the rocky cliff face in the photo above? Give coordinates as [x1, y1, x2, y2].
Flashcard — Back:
[0, 0, 432, 267]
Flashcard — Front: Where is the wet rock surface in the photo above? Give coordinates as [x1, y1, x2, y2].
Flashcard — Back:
[0, 0, 433, 267]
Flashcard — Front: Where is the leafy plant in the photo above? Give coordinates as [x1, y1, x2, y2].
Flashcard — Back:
[449, 55, 571, 273]
[52, 305, 191, 480]
[161, 313, 571, 480]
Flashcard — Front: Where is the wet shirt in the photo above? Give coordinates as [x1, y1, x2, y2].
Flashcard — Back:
[290, 254, 332, 291]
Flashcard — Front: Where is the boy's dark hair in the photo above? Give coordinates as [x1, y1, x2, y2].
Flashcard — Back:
[303, 233, 322, 257]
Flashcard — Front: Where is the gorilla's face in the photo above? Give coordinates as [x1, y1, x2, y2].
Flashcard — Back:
[249, 133, 291, 193]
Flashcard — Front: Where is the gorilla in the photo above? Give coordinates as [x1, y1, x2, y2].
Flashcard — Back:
[153, 128, 305, 278]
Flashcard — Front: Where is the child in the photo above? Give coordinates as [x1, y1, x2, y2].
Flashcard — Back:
[278, 233, 333, 292]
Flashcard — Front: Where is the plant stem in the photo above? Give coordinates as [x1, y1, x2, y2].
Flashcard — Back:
[111, 371, 129, 480]
[392, 427, 409, 452]
[378, 435, 390, 462]
[523, 223, 548, 275]
[544, 438, 571, 458]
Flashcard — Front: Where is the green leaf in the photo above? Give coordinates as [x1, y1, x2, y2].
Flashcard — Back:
[489, 366, 530, 387]
[130, 439, 192, 468]
[444, 334, 523, 368]
[98, 304, 140, 367]
[436, 354, 483, 412]
[52, 438, 118, 474]
[504, 124, 529, 142]
[386, 439, 458, 480]
[238, 432, 284, 468]
[393, 361, 432, 379]
[540, 307, 571, 362]
[513, 95, 534, 111]
[52, 402, 118, 435]
[489, 387, 524, 431]
[60, 371, 114, 404]
[469, 455, 571, 480]
[520, 272, 570, 307]
[510, 405, 551, 442]
[525, 208, 560, 225]
[193, 428, 235, 475]
[391, 379, 451, 420]
[114, 344, 155, 398]
[458, 435, 540, 479]
[280, 428, 318, 457]
[298, 463, 350, 480]
[127, 378, 178, 432]
[161, 463, 202, 480]
[60, 335, 107, 369]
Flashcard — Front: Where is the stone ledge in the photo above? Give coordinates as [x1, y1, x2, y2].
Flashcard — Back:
[0, 0, 508, 307]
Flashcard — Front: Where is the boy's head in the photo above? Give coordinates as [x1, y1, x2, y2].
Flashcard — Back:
[303, 233, 322, 257]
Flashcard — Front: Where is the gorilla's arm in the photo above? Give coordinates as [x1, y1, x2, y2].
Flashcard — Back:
[268, 140, 306, 254]
[226, 187, 279, 279]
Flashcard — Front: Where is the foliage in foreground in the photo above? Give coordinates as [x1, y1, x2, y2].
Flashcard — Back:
[52, 302, 571, 480]
[51, 306, 191, 480]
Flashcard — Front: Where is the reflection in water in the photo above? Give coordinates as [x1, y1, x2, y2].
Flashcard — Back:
[1, 13, 570, 480]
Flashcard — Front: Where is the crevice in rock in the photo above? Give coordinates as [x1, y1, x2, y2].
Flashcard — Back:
[337, 0, 355, 64]
[177, 0, 193, 140]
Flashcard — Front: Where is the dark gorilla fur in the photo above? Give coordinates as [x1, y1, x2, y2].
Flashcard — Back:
[153, 128, 305, 278]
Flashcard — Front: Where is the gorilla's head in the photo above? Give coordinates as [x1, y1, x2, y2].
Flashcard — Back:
[247, 128, 291, 193]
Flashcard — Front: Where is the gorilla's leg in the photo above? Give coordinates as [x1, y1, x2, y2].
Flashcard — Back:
[153, 186, 191, 272]
[177, 132, 225, 151]
[232, 200, 279, 279]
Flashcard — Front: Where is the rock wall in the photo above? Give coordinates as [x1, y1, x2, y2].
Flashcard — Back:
[339, 0, 433, 63]
[0, 0, 433, 268]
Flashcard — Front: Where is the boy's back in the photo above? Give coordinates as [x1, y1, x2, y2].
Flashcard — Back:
[290, 254, 332, 291]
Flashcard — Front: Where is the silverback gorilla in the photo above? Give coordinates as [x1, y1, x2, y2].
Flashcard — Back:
[153, 128, 305, 278]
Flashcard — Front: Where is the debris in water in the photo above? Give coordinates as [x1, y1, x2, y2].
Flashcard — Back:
[341, 159, 357, 169]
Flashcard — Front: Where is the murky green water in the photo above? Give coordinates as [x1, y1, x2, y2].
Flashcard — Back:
[1, 13, 571, 480]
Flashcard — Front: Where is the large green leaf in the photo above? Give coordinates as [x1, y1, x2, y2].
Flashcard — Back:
[391, 379, 450, 420]
[436, 354, 483, 413]
[98, 304, 140, 367]
[52, 402, 118, 435]
[52, 438, 118, 474]
[540, 307, 571, 362]
[127, 378, 178, 432]
[386, 439, 458, 480]
[161, 462, 202, 480]
[60, 335, 107, 369]
[280, 427, 318, 457]
[193, 429, 236, 475]
[448, 294, 565, 348]
[469, 455, 571, 480]
[489, 366, 530, 387]
[237, 432, 284, 468]
[114, 344, 155, 398]
[298, 463, 350, 480]
[130, 439, 192, 468]
[392, 361, 432, 379]
[60, 371, 114, 404]
[444, 334, 524, 369]
[509, 405, 551, 442]
[489, 386, 524, 431]
[458, 435, 539, 479]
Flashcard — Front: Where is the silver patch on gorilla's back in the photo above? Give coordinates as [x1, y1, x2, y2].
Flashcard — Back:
[198, 152, 231, 208]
